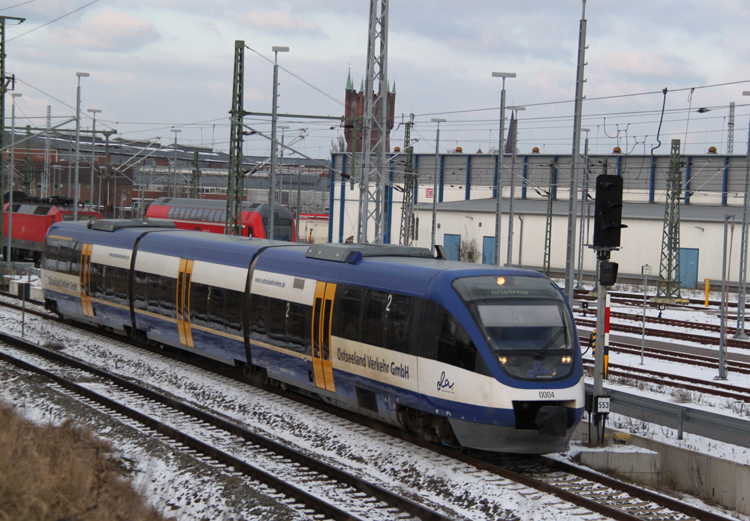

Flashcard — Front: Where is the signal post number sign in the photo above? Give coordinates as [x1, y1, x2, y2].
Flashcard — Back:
[426, 188, 434, 199]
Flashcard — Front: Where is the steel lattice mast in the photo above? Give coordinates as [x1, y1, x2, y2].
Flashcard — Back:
[190, 149, 200, 199]
[226, 40, 245, 236]
[543, 161, 555, 277]
[398, 114, 414, 246]
[656, 139, 683, 300]
[357, 0, 389, 244]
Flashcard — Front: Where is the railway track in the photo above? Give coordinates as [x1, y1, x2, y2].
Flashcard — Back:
[0, 292, 738, 520]
[0, 333, 451, 521]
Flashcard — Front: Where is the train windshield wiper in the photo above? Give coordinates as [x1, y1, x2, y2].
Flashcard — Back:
[533, 326, 566, 359]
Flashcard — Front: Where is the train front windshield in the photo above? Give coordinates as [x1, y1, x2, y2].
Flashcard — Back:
[452, 275, 575, 380]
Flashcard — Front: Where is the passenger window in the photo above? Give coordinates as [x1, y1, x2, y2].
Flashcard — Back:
[177, 208, 186, 219]
[288, 303, 307, 350]
[90, 263, 104, 299]
[167, 207, 175, 218]
[338, 286, 363, 342]
[362, 290, 388, 347]
[207, 210, 216, 222]
[146, 274, 160, 313]
[268, 298, 286, 340]
[201, 209, 210, 222]
[225, 289, 243, 336]
[133, 271, 148, 310]
[42, 238, 60, 271]
[386, 294, 412, 353]
[250, 294, 268, 335]
[159, 276, 176, 316]
[438, 313, 476, 371]
[208, 287, 226, 332]
[190, 283, 210, 327]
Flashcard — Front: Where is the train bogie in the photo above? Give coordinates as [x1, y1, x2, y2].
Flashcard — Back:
[40, 220, 585, 454]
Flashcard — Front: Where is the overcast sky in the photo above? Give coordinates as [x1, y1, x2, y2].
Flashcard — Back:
[5, 0, 750, 159]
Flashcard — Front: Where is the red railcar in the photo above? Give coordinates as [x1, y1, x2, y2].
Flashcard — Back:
[2, 200, 100, 263]
[145, 197, 296, 241]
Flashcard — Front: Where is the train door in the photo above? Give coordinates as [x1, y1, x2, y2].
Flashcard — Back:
[79, 243, 94, 317]
[176, 259, 194, 348]
[311, 281, 336, 392]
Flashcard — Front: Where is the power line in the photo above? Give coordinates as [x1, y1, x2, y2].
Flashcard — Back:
[7, 0, 100, 42]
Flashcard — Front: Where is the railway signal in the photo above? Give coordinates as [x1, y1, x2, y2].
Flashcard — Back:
[589, 174, 625, 445]
[593, 175, 626, 249]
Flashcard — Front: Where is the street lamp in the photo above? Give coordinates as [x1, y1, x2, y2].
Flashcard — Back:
[506, 105, 525, 266]
[6, 92, 21, 268]
[737, 91, 750, 339]
[492, 71, 516, 266]
[87, 108, 101, 210]
[73, 72, 89, 221]
[430, 118, 446, 254]
[269, 45, 289, 241]
[171, 128, 181, 198]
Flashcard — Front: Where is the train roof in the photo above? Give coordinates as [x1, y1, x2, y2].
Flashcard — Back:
[149, 197, 294, 219]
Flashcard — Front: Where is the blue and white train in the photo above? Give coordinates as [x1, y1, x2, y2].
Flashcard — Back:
[40, 219, 585, 453]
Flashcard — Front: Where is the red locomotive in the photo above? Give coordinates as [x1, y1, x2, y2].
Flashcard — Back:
[145, 197, 297, 241]
[2, 193, 101, 263]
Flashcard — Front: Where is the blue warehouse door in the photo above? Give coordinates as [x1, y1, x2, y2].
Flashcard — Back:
[482, 236, 496, 265]
[444, 234, 461, 261]
[679, 248, 699, 289]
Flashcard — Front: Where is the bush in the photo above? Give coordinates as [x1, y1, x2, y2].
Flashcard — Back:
[0, 402, 170, 521]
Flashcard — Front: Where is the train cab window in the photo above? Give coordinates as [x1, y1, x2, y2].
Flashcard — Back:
[362, 290, 388, 347]
[338, 286, 363, 342]
[451, 275, 575, 380]
[168, 207, 176, 218]
[438, 313, 476, 371]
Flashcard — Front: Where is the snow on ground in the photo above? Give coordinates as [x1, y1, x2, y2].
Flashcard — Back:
[1, 285, 748, 520]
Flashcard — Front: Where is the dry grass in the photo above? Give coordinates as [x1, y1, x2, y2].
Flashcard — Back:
[0, 402, 172, 521]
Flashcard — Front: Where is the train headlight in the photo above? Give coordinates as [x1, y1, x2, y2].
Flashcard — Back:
[496, 277, 505, 285]
[498, 356, 507, 364]
[561, 356, 572, 364]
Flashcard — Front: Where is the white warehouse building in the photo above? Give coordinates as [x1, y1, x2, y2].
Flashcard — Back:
[328, 148, 749, 289]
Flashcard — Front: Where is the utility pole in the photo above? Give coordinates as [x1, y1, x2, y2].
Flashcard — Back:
[43, 106, 51, 199]
[0, 15, 25, 271]
[656, 139, 683, 301]
[190, 150, 200, 199]
[269, 45, 289, 241]
[398, 114, 415, 246]
[576, 128, 591, 287]
[171, 128, 181, 199]
[543, 161, 555, 276]
[226, 40, 245, 236]
[358, 0, 389, 244]
[565, 0, 588, 304]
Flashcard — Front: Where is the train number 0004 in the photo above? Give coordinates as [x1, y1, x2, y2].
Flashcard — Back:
[539, 391, 555, 399]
